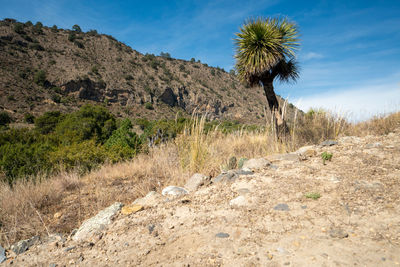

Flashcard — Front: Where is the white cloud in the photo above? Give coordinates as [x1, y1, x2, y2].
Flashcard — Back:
[301, 52, 324, 61]
[292, 82, 400, 122]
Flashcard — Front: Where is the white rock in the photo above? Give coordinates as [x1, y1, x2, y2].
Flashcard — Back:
[162, 186, 188, 196]
[72, 202, 123, 241]
[229, 196, 248, 207]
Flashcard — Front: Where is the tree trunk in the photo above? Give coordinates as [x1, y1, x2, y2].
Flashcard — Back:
[262, 81, 289, 140]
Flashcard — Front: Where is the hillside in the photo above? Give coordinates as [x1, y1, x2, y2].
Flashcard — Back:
[0, 19, 298, 123]
[2, 126, 399, 266]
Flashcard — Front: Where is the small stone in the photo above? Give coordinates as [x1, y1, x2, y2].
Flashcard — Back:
[321, 253, 328, 258]
[148, 224, 155, 234]
[53, 212, 62, 219]
[381, 257, 386, 261]
[161, 186, 188, 196]
[266, 252, 273, 260]
[236, 188, 251, 195]
[242, 158, 271, 170]
[215, 232, 230, 238]
[366, 142, 381, 148]
[49, 264, 57, 267]
[276, 247, 289, 255]
[184, 173, 209, 192]
[121, 205, 143, 215]
[0, 245, 6, 263]
[320, 140, 338, 146]
[301, 205, 307, 209]
[274, 203, 290, 211]
[64, 246, 76, 252]
[329, 228, 348, 239]
[229, 196, 248, 207]
[284, 262, 290, 265]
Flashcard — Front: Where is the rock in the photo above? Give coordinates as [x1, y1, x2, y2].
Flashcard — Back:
[11, 235, 39, 255]
[133, 191, 162, 207]
[0, 245, 6, 263]
[121, 205, 143, 215]
[161, 186, 188, 197]
[273, 203, 290, 211]
[215, 232, 230, 238]
[267, 153, 299, 162]
[49, 263, 57, 267]
[276, 247, 289, 255]
[65, 246, 76, 252]
[229, 196, 248, 207]
[296, 146, 316, 157]
[212, 170, 238, 183]
[320, 140, 338, 146]
[184, 173, 209, 192]
[11, 240, 28, 254]
[366, 142, 381, 148]
[329, 228, 348, 239]
[159, 87, 178, 107]
[242, 158, 271, 170]
[72, 202, 123, 241]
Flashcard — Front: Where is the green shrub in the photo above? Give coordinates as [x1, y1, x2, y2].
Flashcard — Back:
[13, 22, 24, 34]
[24, 113, 35, 124]
[305, 192, 321, 200]
[190, 58, 195, 63]
[34, 70, 46, 86]
[50, 140, 106, 173]
[0, 112, 12, 126]
[144, 102, 154, 110]
[51, 25, 58, 32]
[160, 52, 171, 59]
[29, 43, 44, 51]
[54, 104, 116, 144]
[68, 32, 76, 42]
[87, 29, 98, 36]
[25, 21, 33, 27]
[33, 22, 43, 34]
[91, 65, 99, 74]
[34, 111, 64, 134]
[105, 119, 142, 162]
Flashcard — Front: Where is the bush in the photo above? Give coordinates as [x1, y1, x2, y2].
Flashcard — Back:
[33, 22, 43, 34]
[50, 140, 106, 173]
[33, 70, 46, 86]
[0, 112, 12, 126]
[51, 25, 58, 32]
[144, 102, 154, 110]
[13, 22, 24, 34]
[35, 111, 64, 134]
[24, 113, 35, 124]
[105, 119, 142, 162]
[160, 52, 171, 59]
[68, 32, 76, 42]
[54, 104, 116, 144]
[87, 29, 98, 36]
[190, 58, 195, 63]
[25, 21, 33, 27]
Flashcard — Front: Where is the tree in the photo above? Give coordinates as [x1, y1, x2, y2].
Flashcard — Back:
[72, 24, 82, 32]
[234, 17, 299, 139]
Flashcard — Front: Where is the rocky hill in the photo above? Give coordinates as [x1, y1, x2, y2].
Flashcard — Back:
[0, 19, 298, 123]
[2, 127, 399, 266]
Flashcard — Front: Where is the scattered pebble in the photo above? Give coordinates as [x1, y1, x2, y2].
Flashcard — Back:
[215, 232, 230, 238]
[329, 228, 349, 239]
[274, 203, 290, 211]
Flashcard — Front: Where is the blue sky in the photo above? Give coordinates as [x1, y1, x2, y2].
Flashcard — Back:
[1, 0, 399, 121]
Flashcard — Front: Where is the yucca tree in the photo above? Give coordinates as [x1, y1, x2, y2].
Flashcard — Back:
[234, 17, 300, 138]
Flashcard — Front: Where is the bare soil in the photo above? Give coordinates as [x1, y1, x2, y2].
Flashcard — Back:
[4, 129, 400, 266]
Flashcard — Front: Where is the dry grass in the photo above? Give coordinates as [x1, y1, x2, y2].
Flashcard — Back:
[1, 110, 399, 246]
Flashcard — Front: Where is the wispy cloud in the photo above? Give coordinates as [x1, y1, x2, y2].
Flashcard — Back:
[301, 52, 323, 61]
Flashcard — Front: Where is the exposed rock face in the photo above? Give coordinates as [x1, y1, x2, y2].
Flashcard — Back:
[159, 87, 177, 107]
[63, 78, 106, 102]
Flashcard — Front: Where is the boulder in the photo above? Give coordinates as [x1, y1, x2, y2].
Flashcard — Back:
[296, 146, 317, 157]
[72, 202, 123, 241]
[212, 169, 253, 184]
[242, 158, 271, 170]
[133, 191, 162, 207]
[161, 186, 188, 197]
[184, 173, 209, 192]
[10, 235, 39, 255]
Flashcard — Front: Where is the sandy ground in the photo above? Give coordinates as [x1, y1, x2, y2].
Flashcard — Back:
[3, 129, 400, 266]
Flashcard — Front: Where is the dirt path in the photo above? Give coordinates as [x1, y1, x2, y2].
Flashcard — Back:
[3, 130, 400, 266]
